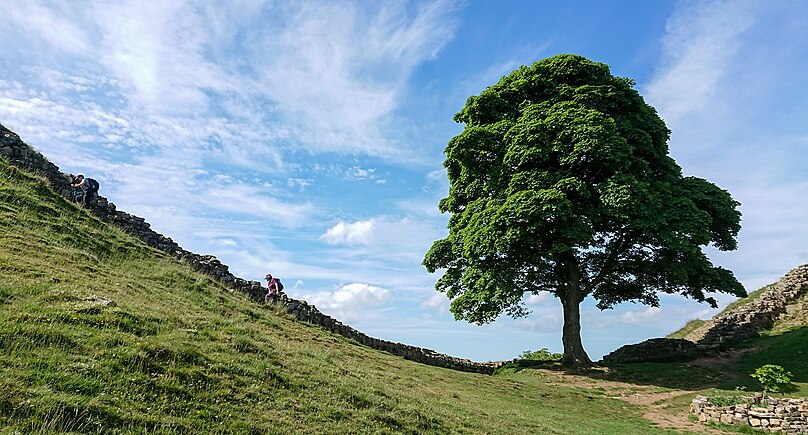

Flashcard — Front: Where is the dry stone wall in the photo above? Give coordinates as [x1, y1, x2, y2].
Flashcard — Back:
[599, 337, 709, 364]
[602, 264, 808, 364]
[1, 123, 499, 375]
[691, 395, 808, 433]
[693, 264, 808, 345]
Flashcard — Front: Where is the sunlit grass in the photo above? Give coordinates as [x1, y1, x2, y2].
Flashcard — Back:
[1, 158, 692, 433]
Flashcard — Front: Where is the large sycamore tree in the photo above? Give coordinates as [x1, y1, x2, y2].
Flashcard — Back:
[423, 54, 745, 367]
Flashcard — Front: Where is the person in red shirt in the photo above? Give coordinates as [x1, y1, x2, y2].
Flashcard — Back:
[265, 274, 280, 304]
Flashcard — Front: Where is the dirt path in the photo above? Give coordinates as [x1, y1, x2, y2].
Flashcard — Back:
[620, 388, 724, 434]
[532, 368, 726, 434]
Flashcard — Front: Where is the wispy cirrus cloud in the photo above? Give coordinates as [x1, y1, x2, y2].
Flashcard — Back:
[644, 0, 756, 123]
[1, 1, 92, 56]
[1, 0, 461, 165]
[642, 0, 808, 292]
[239, 1, 461, 158]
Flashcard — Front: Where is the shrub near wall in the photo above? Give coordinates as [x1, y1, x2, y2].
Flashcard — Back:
[691, 394, 808, 433]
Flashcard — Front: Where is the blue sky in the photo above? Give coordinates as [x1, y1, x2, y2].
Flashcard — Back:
[1, 0, 806, 361]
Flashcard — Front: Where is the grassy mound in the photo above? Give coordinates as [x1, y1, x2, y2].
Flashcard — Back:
[1, 158, 688, 434]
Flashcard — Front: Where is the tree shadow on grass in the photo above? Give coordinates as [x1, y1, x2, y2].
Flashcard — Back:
[497, 358, 725, 390]
[605, 327, 804, 391]
[509, 327, 807, 392]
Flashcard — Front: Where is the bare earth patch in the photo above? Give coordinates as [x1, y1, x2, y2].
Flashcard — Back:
[531, 367, 730, 434]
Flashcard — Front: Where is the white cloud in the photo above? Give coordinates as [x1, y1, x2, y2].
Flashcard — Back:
[287, 178, 313, 189]
[197, 185, 314, 227]
[345, 166, 381, 182]
[321, 220, 376, 245]
[3, 1, 92, 56]
[619, 306, 662, 324]
[317, 215, 446, 272]
[513, 314, 561, 333]
[93, 0, 239, 115]
[525, 291, 552, 306]
[301, 283, 392, 323]
[421, 292, 449, 312]
[245, 0, 460, 157]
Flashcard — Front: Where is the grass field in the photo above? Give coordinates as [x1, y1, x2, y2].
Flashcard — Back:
[1, 156, 805, 434]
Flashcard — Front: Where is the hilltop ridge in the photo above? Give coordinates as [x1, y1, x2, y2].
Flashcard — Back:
[0, 123, 499, 374]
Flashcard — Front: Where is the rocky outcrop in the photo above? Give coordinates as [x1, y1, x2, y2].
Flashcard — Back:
[0, 123, 500, 374]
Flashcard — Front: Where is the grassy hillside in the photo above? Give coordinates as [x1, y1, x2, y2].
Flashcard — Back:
[1, 158, 697, 434]
[665, 273, 807, 379]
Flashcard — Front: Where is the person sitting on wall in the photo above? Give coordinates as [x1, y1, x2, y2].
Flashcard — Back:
[70, 174, 100, 207]
[265, 274, 283, 304]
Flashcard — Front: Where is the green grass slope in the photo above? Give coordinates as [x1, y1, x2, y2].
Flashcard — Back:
[665, 276, 807, 390]
[0, 158, 688, 434]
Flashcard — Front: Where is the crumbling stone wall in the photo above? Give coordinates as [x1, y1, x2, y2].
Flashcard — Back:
[691, 395, 808, 433]
[600, 338, 709, 364]
[692, 264, 808, 345]
[1, 123, 500, 374]
[601, 264, 808, 364]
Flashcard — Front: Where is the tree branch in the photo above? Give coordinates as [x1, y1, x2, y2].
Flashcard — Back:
[584, 232, 630, 294]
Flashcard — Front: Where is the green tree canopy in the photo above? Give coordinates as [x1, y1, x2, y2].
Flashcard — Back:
[423, 54, 745, 367]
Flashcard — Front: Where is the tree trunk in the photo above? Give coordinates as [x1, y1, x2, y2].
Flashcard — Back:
[559, 290, 593, 368]
[558, 255, 593, 368]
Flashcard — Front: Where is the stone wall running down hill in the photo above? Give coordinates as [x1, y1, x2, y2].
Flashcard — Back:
[692, 264, 808, 346]
[1, 124, 500, 375]
[602, 264, 808, 364]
